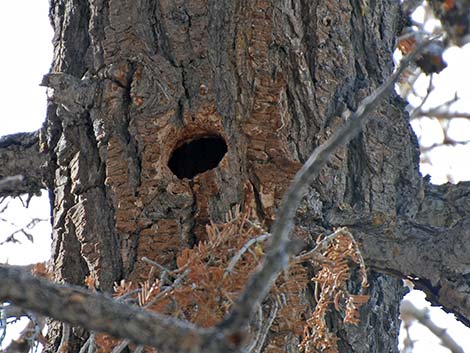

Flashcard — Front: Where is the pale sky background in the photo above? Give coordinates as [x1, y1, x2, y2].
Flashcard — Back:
[0, 1, 470, 352]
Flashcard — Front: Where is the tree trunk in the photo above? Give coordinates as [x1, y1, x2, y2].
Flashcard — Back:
[35, 0, 423, 351]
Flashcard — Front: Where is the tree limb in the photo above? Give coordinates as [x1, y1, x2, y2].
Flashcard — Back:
[349, 181, 470, 326]
[0, 265, 236, 353]
[400, 300, 464, 353]
[220, 36, 436, 333]
[0, 131, 48, 197]
[1, 303, 28, 320]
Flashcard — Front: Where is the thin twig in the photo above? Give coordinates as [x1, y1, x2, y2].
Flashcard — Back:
[117, 288, 142, 302]
[416, 111, 470, 120]
[143, 269, 190, 309]
[133, 345, 144, 353]
[420, 139, 470, 153]
[0, 175, 24, 191]
[0, 306, 6, 344]
[411, 93, 463, 120]
[224, 234, 271, 276]
[57, 323, 70, 353]
[78, 339, 91, 353]
[0, 198, 11, 214]
[220, 36, 437, 333]
[293, 227, 350, 263]
[251, 301, 279, 353]
[244, 305, 263, 353]
[410, 74, 433, 119]
[109, 268, 190, 353]
[0, 218, 46, 245]
[141, 257, 174, 276]
[400, 300, 464, 353]
[87, 332, 96, 353]
[111, 339, 130, 353]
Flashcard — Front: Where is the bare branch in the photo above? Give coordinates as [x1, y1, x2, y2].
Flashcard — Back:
[400, 300, 464, 353]
[420, 139, 469, 153]
[57, 323, 71, 353]
[110, 339, 130, 353]
[0, 176, 24, 191]
[141, 256, 180, 280]
[0, 315, 45, 353]
[0, 217, 47, 246]
[1, 304, 28, 320]
[0, 265, 237, 353]
[414, 111, 470, 120]
[292, 227, 368, 294]
[220, 36, 437, 333]
[410, 74, 434, 120]
[142, 269, 190, 309]
[78, 333, 96, 353]
[411, 93, 467, 120]
[225, 234, 271, 276]
[349, 180, 470, 327]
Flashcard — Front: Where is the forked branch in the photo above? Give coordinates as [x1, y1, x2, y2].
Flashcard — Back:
[220, 37, 437, 333]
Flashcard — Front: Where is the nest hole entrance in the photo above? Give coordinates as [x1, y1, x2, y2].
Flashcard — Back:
[168, 135, 228, 179]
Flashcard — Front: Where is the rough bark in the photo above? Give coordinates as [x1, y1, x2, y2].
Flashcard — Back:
[0, 132, 49, 197]
[351, 180, 470, 327]
[41, 0, 412, 350]
[0, 0, 469, 353]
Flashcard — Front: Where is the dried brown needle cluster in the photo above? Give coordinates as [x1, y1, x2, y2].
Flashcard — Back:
[299, 229, 369, 353]
[92, 210, 367, 353]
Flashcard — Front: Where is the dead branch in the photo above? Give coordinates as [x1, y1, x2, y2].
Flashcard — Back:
[250, 302, 278, 353]
[0, 265, 236, 353]
[0, 217, 47, 246]
[0, 314, 45, 353]
[410, 74, 434, 120]
[0, 176, 24, 192]
[414, 111, 470, 120]
[220, 36, 437, 334]
[349, 182, 470, 327]
[57, 323, 71, 353]
[225, 234, 271, 276]
[400, 300, 464, 353]
[78, 333, 96, 353]
[420, 139, 469, 153]
[0, 304, 28, 321]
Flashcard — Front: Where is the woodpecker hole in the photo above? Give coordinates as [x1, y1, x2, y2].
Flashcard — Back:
[168, 135, 228, 179]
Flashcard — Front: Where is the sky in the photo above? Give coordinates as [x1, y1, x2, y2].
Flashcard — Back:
[0, 1, 470, 352]
[405, 7, 470, 184]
